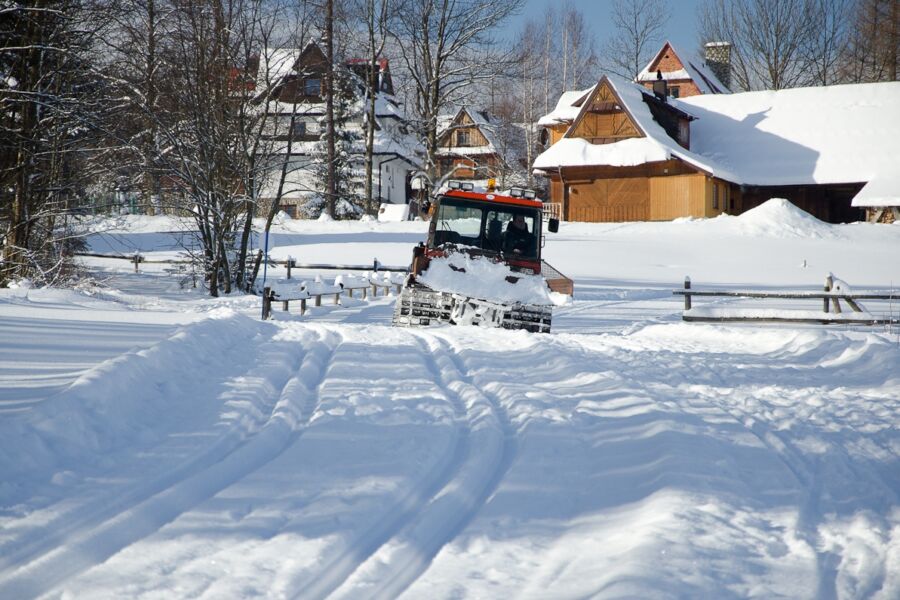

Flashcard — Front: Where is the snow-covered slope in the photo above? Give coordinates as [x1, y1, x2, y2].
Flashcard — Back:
[1, 206, 898, 599]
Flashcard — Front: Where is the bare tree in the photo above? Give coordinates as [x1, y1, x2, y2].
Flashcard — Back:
[390, 0, 524, 188]
[801, 0, 855, 85]
[841, 0, 899, 82]
[1, 1, 114, 286]
[349, 0, 395, 214]
[602, 0, 671, 81]
[561, 3, 599, 90]
[699, 0, 818, 90]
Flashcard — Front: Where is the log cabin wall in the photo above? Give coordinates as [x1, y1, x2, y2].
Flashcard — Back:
[548, 163, 740, 222]
[737, 183, 865, 223]
[441, 112, 490, 149]
[649, 173, 708, 219]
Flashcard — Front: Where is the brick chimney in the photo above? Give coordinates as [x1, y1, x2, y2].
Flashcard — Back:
[704, 42, 732, 90]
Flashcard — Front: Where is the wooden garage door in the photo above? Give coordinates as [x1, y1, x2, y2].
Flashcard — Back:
[567, 178, 649, 222]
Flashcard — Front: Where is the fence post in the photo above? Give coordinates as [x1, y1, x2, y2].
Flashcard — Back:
[133, 253, 142, 273]
[684, 276, 692, 310]
[824, 275, 832, 313]
[262, 286, 272, 320]
[286, 257, 293, 280]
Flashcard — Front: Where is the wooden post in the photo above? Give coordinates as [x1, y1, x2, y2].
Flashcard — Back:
[300, 298, 307, 314]
[133, 253, 141, 273]
[684, 277, 691, 310]
[348, 288, 354, 298]
[334, 293, 340, 305]
[372, 283, 378, 297]
[315, 294, 321, 307]
[362, 286, 368, 300]
[262, 286, 272, 320]
[286, 257, 293, 280]
[824, 275, 832, 313]
[282, 300, 289, 311]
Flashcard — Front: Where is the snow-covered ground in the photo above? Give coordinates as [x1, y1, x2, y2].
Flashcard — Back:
[1, 201, 899, 599]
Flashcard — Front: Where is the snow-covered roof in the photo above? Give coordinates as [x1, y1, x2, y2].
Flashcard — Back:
[680, 81, 900, 186]
[537, 88, 593, 126]
[534, 76, 728, 178]
[437, 107, 500, 154]
[636, 41, 730, 94]
[535, 76, 900, 191]
[851, 173, 900, 207]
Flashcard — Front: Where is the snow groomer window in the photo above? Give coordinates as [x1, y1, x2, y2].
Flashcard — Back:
[432, 200, 484, 247]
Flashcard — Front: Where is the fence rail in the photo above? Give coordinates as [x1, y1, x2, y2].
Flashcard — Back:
[674, 276, 900, 325]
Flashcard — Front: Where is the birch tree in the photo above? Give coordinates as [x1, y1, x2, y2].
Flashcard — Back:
[601, 0, 671, 81]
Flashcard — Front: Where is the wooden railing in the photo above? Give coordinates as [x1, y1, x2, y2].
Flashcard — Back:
[674, 276, 899, 325]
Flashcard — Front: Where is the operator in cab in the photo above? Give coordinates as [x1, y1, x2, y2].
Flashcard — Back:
[504, 214, 534, 256]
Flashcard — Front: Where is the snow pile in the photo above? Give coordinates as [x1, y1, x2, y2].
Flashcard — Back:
[732, 198, 835, 238]
[377, 202, 409, 222]
[418, 254, 557, 306]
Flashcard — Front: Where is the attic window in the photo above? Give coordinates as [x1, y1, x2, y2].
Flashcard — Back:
[456, 130, 470, 146]
[304, 78, 321, 96]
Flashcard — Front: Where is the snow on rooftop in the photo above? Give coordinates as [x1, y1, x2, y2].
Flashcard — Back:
[636, 42, 730, 94]
[533, 136, 669, 169]
[851, 172, 900, 207]
[680, 81, 900, 186]
[534, 76, 730, 178]
[536, 76, 899, 189]
[537, 87, 593, 126]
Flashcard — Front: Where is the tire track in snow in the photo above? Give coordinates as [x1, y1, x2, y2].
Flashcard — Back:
[324, 333, 518, 600]
[291, 333, 471, 600]
[0, 327, 339, 599]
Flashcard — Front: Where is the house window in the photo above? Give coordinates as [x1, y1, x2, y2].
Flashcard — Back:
[670, 86, 680, 98]
[292, 121, 306, 137]
[712, 182, 719, 209]
[456, 130, 470, 147]
[304, 78, 321, 96]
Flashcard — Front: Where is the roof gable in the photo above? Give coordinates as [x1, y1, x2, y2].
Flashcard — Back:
[566, 78, 643, 143]
[437, 107, 497, 151]
[637, 41, 730, 94]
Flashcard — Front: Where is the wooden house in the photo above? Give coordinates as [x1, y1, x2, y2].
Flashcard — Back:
[256, 41, 421, 217]
[435, 107, 504, 181]
[534, 75, 900, 223]
[636, 41, 731, 98]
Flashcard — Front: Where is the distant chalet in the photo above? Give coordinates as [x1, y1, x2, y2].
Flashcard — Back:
[535, 75, 900, 223]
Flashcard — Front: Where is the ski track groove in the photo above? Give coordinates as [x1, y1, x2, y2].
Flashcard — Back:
[324, 333, 518, 600]
[291, 333, 471, 600]
[0, 328, 339, 599]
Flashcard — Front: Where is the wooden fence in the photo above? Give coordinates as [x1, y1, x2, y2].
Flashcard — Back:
[674, 276, 899, 325]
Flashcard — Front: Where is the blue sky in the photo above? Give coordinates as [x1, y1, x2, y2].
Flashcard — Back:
[505, 0, 705, 54]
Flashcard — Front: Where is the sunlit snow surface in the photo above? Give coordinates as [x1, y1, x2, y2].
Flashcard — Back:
[1, 201, 899, 599]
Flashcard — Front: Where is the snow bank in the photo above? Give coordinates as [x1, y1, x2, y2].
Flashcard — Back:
[732, 198, 836, 238]
[418, 254, 556, 306]
[0, 310, 265, 502]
